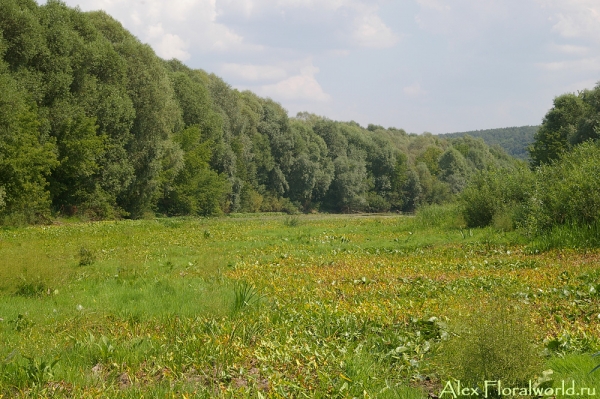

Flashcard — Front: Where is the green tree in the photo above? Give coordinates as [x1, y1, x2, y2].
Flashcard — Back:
[529, 93, 587, 166]
[0, 0, 44, 69]
[325, 156, 367, 212]
[0, 60, 57, 223]
[284, 120, 333, 210]
[571, 84, 600, 145]
[401, 168, 422, 212]
[438, 147, 469, 194]
[48, 111, 106, 213]
[416, 146, 442, 176]
[388, 152, 409, 210]
[157, 126, 228, 216]
[114, 38, 183, 217]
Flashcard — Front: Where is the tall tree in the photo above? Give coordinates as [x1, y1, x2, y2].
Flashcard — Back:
[111, 36, 183, 217]
[529, 93, 587, 166]
[571, 84, 600, 145]
[0, 52, 57, 222]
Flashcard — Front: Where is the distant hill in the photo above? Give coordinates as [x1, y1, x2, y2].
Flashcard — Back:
[439, 126, 538, 160]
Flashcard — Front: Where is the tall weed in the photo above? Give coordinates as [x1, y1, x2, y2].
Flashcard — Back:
[232, 282, 261, 314]
[437, 300, 542, 397]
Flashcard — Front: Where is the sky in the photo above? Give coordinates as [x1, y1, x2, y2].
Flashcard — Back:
[45, 0, 600, 133]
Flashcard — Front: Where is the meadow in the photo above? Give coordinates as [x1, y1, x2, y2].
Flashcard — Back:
[0, 208, 598, 398]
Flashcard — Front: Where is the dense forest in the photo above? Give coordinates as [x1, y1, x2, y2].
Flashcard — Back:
[0, 0, 523, 224]
[439, 126, 538, 160]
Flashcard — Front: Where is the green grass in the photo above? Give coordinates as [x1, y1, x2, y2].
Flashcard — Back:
[0, 211, 598, 397]
[545, 354, 600, 399]
[528, 221, 600, 252]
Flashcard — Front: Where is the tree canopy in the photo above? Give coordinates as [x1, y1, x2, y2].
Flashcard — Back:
[0, 0, 520, 222]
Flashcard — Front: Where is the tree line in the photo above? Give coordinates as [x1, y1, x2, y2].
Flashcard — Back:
[0, 0, 518, 224]
[461, 82, 600, 237]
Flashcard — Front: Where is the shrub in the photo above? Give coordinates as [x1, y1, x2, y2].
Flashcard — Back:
[461, 165, 533, 228]
[525, 141, 600, 234]
[239, 187, 263, 213]
[366, 192, 391, 213]
[437, 300, 542, 398]
[260, 195, 299, 214]
[283, 215, 301, 227]
[78, 247, 95, 266]
[0, 186, 5, 213]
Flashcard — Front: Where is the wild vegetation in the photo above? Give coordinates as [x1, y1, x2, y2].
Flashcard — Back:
[461, 83, 600, 249]
[1, 1, 600, 398]
[0, 0, 520, 224]
[0, 212, 598, 398]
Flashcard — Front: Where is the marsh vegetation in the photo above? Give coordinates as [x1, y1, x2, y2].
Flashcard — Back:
[0, 211, 598, 397]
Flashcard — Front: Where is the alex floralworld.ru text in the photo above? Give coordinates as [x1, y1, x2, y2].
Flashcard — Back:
[439, 379, 596, 398]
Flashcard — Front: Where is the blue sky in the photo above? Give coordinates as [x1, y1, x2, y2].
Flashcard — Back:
[52, 0, 600, 133]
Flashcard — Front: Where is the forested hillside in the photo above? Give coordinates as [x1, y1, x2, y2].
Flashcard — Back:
[0, 0, 519, 224]
[439, 126, 538, 160]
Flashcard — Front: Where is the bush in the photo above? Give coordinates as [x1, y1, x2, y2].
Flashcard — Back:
[525, 141, 600, 235]
[78, 247, 95, 266]
[283, 215, 301, 227]
[239, 187, 263, 213]
[0, 186, 5, 213]
[260, 195, 299, 214]
[461, 165, 533, 228]
[366, 192, 391, 213]
[437, 300, 542, 398]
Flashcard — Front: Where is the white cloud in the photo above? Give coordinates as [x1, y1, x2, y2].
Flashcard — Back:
[164, 0, 204, 21]
[156, 33, 191, 60]
[353, 13, 399, 48]
[217, 0, 399, 49]
[146, 23, 190, 60]
[258, 62, 330, 102]
[560, 78, 599, 93]
[218, 0, 349, 15]
[275, 0, 347, 10]
[415, 0, 512, 39]
[58, 0, 251, 56]
[329, 49, 351, 57]
[403, 82, 427, 97]
[261, 75, 331, 102]
[221, 63, 288, 81]
[539, 0, 600, 42]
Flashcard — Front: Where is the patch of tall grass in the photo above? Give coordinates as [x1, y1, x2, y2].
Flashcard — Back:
[412, 203, 463, 230]
[547, 354, 600, 399]
[528, 221, 600, 252]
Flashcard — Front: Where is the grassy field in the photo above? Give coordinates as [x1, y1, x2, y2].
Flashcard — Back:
[0, 209, 599, 398]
